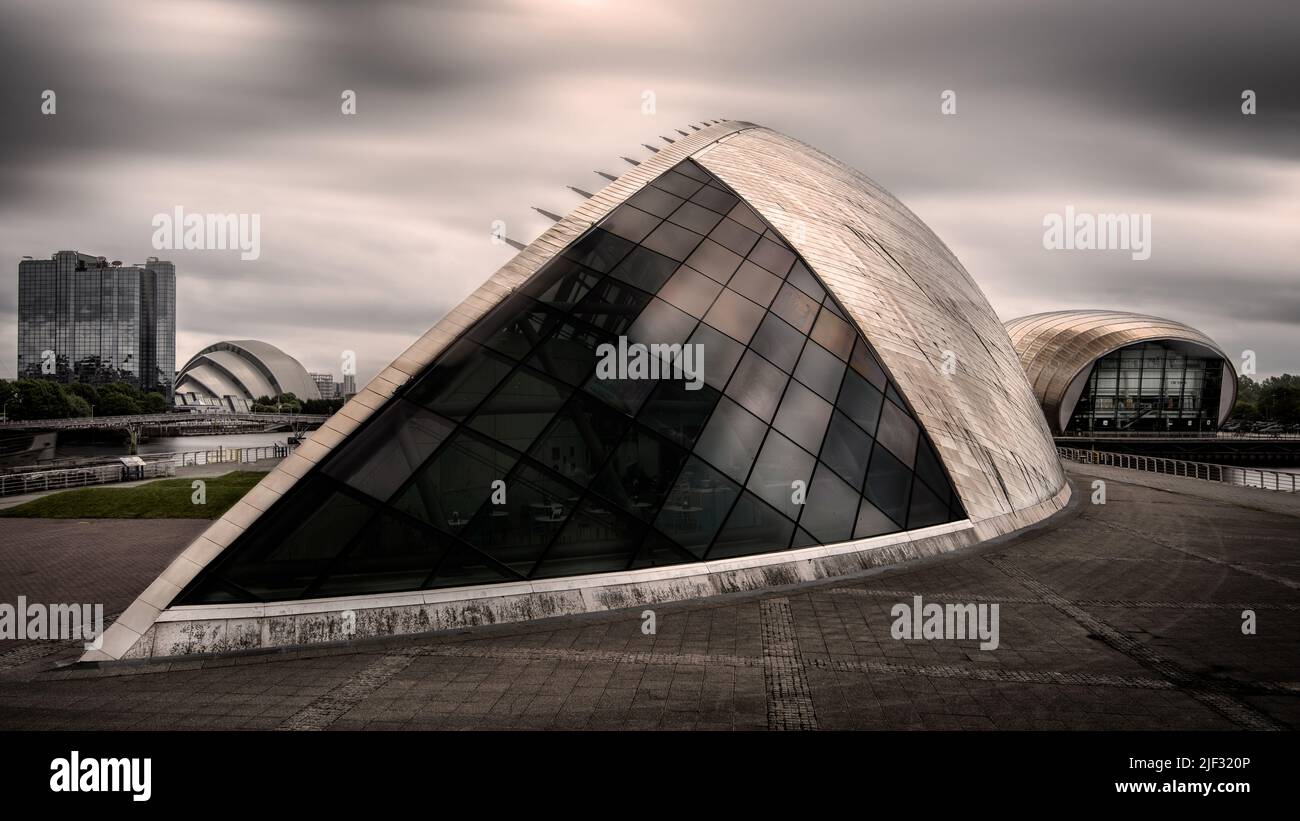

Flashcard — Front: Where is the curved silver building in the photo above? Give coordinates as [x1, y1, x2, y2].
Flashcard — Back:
[174, 339, 321, 404]
[1005, 310, 1237, 435]
[87, 121, 1069, 661]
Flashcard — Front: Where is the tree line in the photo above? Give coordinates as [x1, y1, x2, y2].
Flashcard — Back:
[0, 378, 170, 420]
[1232, 374, 1300, 424]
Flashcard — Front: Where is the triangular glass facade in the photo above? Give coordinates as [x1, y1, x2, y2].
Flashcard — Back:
[178, 159, 966, 604]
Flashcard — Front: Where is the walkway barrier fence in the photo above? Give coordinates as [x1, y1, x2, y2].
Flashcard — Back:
[0, 444, 291, 498]
[1057, 447, 1298, 493]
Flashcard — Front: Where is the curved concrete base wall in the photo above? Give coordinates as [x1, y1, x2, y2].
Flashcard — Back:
[110, 483, 1069, 661]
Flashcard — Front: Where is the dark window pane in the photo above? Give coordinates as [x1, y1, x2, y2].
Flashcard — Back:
[392, 431, 516, 535]
[322, 399, 454, 502]
[658, 264, 723, 318]
[687, 323, 744, 391]
[640, 220, 705, 261]
[907, 474, 950, 530]
[786, 261, 825, 301]
[629, 531, 698, 570]
[693, 396, 766, 483]
[457, 462, 579, 577]
[704, 289, 765, 345]
[582, 368, 656, 416]
[562, 228, 634, 273]
[746, 430, 815, 520]
[313, 512, 452, 597]
[875, 398, 919, 467]
[855, 497, 898, 540]
[837, 369, 884, 435]
[794, 340, 846, 400]
[668, 200, 724, 234]
[426, 543, 518, 590]
[674, 160, 712, 183]
[637, 379, 721, 449]
[824, 298, 848, 320]
[771, 282, 819, 333]
[468, 365, 569, 453]
[886, 381, 908, 409]
[772, 379, 833, 454]
[864, 442, 911, 527]
[851, 336, 889, 389]
[798, 463, 859, 545]
[691, 184, 739, 214]
[707, 492, 794, 559]
[748, 236, 795, 276]
[725, 350, 788, 422]
[685, 239, 743, 283]
[627, 296, 698, 348]
[522, 258, 601, 308]
[653, 456, 739, 558]
[651, 169, 705, 199]
[819, 410, 873, 489]
[214, 477, 375, 601]
[406, 340, 513, 420]
[810, 307, 855, 360]
[727, 260, 782, 307]
[599, 203, 661, 243]
[750, 313, 805, 372]
[527, 392, 629, 485]
[913, 438, 951, 504]
[531, 496, 647, 578]
[575, 277, 651, 334]
[527, 319, 611, 386]
[469, 294, 559, 360]
[627, 185, 684, 218]
[608, 245, 679, 293]
[708, 218, 760, 257]
[596, 425, 690, 519]
[727, 201, 766, 233]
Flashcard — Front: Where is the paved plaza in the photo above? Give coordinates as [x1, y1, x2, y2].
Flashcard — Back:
[0, 464, 1296, 731]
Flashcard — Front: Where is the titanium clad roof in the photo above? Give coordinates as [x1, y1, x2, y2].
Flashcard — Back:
[175, 339, 321, 402]
[1004, 309, 1237, 432]
[86, 121, 1068, 662]
[693, 130, 1066, 526]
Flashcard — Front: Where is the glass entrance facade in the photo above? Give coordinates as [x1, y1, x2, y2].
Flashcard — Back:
[177, 158, 966, 605]
[1067, 341, 1225, 432]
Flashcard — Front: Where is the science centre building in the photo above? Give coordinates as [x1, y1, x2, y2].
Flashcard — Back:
[1005, 310, 1237, 435]
[86, 121, 1069, 661]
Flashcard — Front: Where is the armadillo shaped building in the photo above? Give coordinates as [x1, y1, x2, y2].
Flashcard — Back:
[86, 122, 1068, 661]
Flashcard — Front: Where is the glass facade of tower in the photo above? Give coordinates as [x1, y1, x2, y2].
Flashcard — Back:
[17, 252, 176, 394]
[178, 160, 965, 604]
[1066, 341, 1225, 432]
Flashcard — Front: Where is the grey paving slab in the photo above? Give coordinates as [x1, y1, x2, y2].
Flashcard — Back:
[0, 465, 1295, 730]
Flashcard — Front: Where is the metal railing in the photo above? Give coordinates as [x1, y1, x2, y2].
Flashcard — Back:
[0, 444, 292, 498]
[1058, 447, 1299, 493]
[1056, 430, 1300, 441]
[0, 411, 330, 430]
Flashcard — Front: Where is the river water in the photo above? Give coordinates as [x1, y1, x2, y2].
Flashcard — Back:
[56, 432, 294, 459]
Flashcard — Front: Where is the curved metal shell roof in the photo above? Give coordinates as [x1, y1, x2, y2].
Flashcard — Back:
[175, 339, 321, 402]
[1004, 310, 1237, 433]
[88, 121, 1069, 661]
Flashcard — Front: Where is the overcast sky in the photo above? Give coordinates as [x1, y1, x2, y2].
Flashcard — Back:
[2, 0, 1297, 385]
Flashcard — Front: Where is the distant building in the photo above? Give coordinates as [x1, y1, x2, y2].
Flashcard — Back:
[17, 251, 176, 393]
[1005, 310, 1237, 433]
[341, 373, 356, 397]
[310, 372, 338, 400]
[174, 340, 321, 406]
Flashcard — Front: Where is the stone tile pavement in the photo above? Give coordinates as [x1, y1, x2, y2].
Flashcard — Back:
[0, 465, 1296, 730]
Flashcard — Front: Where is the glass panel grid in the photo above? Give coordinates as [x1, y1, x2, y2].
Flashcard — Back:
[178, 158, 966, 604]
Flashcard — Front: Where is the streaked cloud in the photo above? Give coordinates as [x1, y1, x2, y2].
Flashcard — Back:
[1, 0, 1296, 381]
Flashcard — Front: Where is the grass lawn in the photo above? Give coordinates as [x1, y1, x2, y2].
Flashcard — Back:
[0, 470, 268, 519]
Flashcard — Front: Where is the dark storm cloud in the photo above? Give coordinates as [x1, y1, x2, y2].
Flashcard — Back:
[1, 0, 1296, 383]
